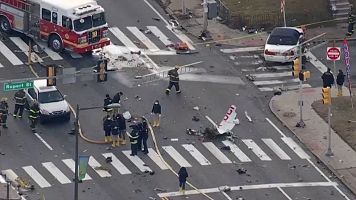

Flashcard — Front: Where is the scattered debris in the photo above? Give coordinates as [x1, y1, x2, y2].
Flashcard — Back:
[235, 93, 239, 96]
[237, 197, 245, 200]
[94, 166, 111, 172]
[154, 187, 166, 192]
[105, 157, 112, 163]
[135, 95, 142, 101]
[193, 106, 200, 111]
[163, 136, 168, 140]
[144, 29, 152, 34]
[192, 116, 200, 121]
[152, 17, 161, 21]
[348, 120, 356, 123]
[149, 197, 156, 200]
[220, 146, 231, 151]
[245, 74, 255, 81]
[245, 111, 252, 122]
[229, 55, 236, 60]
[233, 118, 240, 125]
[134, 189, 142, 193]
[203, 127, 218, 139]
[149, 171, 155, 175]
[171, 138, 178, 142]
[236, 168, 247, 174]
[274, 91, 282, 96]
[218, 185, 231, 192]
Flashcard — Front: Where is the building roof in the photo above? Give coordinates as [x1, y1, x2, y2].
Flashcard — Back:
[35, 0, 98, 11]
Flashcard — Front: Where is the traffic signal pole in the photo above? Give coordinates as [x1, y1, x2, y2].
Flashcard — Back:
[326, 104, 333, 156]
[296, 44, 305, 128]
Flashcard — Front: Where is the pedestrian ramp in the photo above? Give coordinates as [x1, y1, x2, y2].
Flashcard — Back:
[0, 137, 309, 189]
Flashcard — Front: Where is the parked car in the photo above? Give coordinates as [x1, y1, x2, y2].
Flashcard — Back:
[25, 80, 71, 123]
[264, 27, 304, 63]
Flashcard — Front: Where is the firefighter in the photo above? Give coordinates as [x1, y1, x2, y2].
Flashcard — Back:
[0, 98, 9, 129]
[137, 118, 149, 154]
[151, 100, 161, 127]
[103, 115, 113, 143]
[321, 68, 334, 88]
[165, 66, 181, 95]
[336, 69, 345, 96]
[178, 167, 189, 195]
[29, 102, 40, 133]
[347, 11, 355, 36]
[13, 89, 27, 118]
[128, 123, 139, 156]
[116, 113, 127, 145]
[103, 94, 113, 116]
[112, 91, 123, 116]
[111, 115, 120, 147]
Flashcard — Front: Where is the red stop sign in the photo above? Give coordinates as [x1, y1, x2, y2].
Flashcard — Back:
[327, 47, 341, 61]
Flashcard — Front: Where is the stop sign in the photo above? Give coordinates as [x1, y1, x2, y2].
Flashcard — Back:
[327, 47, 341, 61]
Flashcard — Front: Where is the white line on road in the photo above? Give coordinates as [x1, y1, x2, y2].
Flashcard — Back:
[0, 40, 23, 65]
[305, 51, 328, 73]
[221, 191, 233, 200]
[62, 159, 92, 180]
[127, 26, 160, 51]
[262, 138, 291, 160]
[0, 63, 4, 68]
[22, 166, 51, 188]
[180, 74, 245, 85]
[102, 153, 131, 175]
[182, 144, 211, 165]
[109, 27, 140, 52]
[88, 156, 112, 178]
[222, 140, 251, 162]
[1, 169, 18, 183]
[42, 162, 71, 184]
[258, 84, 312, 92]
[220, 46, 264, 53]
[10, 37, 43, 63]
[157, 181, 337, 197]
[147, 148, 169, 170]
[251, 71, 292, 78]
[36, 42, 63, 60]
[162, 146, 192, 167]
[277, 186, 293, 200]
[281, 137, 310, 159]
[147, 26, 173, 46]
[122, 150, 152, 172]
[202, 142, 232, 164]
[265, 117, 286, 137]
[253, 78, 300, 86]
[34, 133, 53, 151]
[242, 139, 272, 161]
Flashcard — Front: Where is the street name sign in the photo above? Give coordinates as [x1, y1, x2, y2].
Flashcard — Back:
[327, 47, 341, 61]
[3, 81, 34, 91]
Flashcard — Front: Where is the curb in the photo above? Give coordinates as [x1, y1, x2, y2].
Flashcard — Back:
[0, 175, 22, 200]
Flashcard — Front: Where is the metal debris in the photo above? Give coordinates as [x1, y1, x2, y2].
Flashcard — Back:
[152, 17, 160, 21]
[218, 185, 231, 192]
[154, 187, 166, 192]
[192, 116, 200, 121]
[245, 74, 255, 81]
[193, 106, 200, 111]
[220, 146, 231, 151]
[236, 168, 247, 174]
[245, 111, 252, 122]
[171, 138, 178, 141]
[105, 157, 112, 163]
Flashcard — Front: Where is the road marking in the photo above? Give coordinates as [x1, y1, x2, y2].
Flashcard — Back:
[0, 63, 3, 68]
[147, 26, 172, 46]
[162, 146, 192, 167]
[1, 169, 18, 183]
[262, 138, 291, 160]
[281, 137, 310, 159]
[182, 144, 211, 165]
[10, 37, 43, 63]
[42, 162, 71, 184]
[220, 46, 264, 53]
[22, 166, 51, 188]
[251, 71, 292, 78]
[122, 150, 152, 172]
[242, 139, 271, 161]
[202, 142, 232, 164]
[222, 140, 251, 162]
[109, 27, 140, 51]
[277, 187, 293, 200]
[179, 74, 245, 85]
[305, 51, 327, 73]
[258, 84, 311, 92]
[157, 181, 338, 197]
[88, 156, 111, 178]
[221, 191, 233, 200]
[147, 148, 169, 170]
[265, 117, 286, 137]
[36, 42, 63, 60]
[127, 26, 160, 51]
[62, 159, 92, 180]
[0, 40, 23, 65]
[253, 78, 299, 86]
[33, 133, 53, 151]
[102, 153, 131, 175]
[0, 175, 5, 183]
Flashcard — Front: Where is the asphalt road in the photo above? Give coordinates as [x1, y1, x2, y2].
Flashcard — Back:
[0, 0, 355, 199]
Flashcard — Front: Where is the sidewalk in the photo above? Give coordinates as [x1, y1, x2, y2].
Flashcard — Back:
[0, 175, 21, 200]
[270, 87, 356, 195]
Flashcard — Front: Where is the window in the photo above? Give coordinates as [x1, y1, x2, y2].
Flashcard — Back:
[28, 88, 37, 100]
[62, 16, 72, 30]
[73, 16, 92, 32]
[52, 12, 57, 24]
[92, 12, 106, 27]
[38, 90, 64, 104]
[42, 8, 51, 21]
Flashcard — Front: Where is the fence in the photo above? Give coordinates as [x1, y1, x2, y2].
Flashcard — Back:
[216, 0, 231, 24]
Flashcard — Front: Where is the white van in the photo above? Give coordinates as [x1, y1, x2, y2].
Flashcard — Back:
[25, 80, 71, 123]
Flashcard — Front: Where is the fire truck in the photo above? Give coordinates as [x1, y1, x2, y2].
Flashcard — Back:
[0, 0, 110, 53]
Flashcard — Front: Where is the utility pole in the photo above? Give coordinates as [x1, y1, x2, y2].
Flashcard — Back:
[296, 44, 305, 128]
[202, 0, 208, 33]
[325, 103, 334, 156]
[182, 0, 186, 15]
[74, 104, 79, 200]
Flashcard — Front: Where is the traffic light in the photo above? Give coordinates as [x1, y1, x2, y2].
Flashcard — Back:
[302, 71, 310, 81]
[322, 87, 332, 105]
[292, 58, 301, 78]
[347, 14, 355, 36]
[47, 65, 57, 86]
[97, 59, 108, 82]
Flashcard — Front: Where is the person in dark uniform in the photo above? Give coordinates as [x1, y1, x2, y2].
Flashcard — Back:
[165, 66, 181, 95]
[336, 69, 345, 96]
[128, 123, 139, 156]
[29, 102, 40, 133]
[103, 94, 113, 115]
[151, 100, 161, 127]
[116, 113, 127, 145]
[178, 167, 189, 195]
[13, 89, 27, 118]
[347, 9, 355, 36]
[112, 91, 123, 116]
[111, 115, 120, 147]
[0, 98, 9, 129]
[137, 117, 149, 154]
[321, 68, 334, 88]
[103, 115, 113, 143]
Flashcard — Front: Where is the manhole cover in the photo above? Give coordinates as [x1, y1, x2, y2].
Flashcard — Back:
[283, 112, 296, 117]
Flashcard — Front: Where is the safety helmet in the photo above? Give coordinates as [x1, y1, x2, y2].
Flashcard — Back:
[0, 97, 7, 102]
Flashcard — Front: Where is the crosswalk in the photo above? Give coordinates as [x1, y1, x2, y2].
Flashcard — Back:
[1, 137, 310, 189]
[221, 49, 312, 92]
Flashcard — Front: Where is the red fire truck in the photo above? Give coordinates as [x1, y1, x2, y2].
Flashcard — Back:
[0, 0, 110, 53]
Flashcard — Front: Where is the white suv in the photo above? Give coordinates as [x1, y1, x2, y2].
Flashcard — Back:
[25, 80, 71, 123]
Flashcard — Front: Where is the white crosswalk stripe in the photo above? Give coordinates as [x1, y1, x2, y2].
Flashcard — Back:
[282, 137, 310, 159]
[127, 26, 160, 51]
[62, 159, 92, 180]
[10, 37, 43, 63]
[147, 148, 169, 170]
[102, 153, 131, 175]
[262, 138, 291, 160]
[36, 42, 63, 60]
[0, 40, 23, 65]
[258, 84, 311, 92]
[42, 162, 71, 184]
[252, 71, 292, 79]
[222, 140, 252, 162]
[182, 144, 211, 165]
[162, 146, 192, 167]
[122, 150, 152, 172]
[109, 27, 140, 51]
[88, 156, 112, 178]
[1, 169, 18, 183]
[0, 63, 3, 68]
[202, 142, 232, 164]
[242, 139, 272, 161]
[22, 166, 51, 188]
[253, 78, 300, 86]
[147, 26, 172, 46]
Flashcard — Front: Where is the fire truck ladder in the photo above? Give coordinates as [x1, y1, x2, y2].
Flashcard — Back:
[0, 0, 31, 12]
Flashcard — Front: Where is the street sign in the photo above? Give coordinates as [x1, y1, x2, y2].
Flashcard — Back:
[327, 47, 341, 61]
[3, 81, 34, 91]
